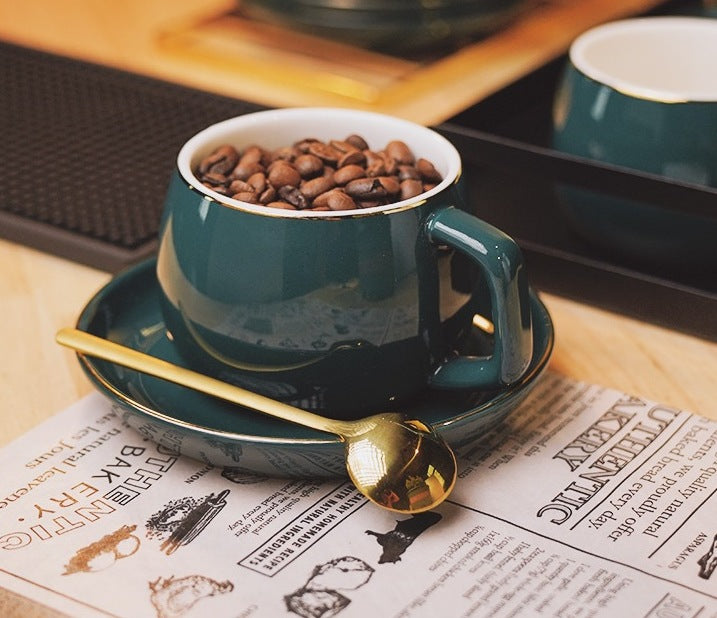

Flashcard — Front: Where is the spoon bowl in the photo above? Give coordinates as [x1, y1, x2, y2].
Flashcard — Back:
[56, 328, 457, 514]
[344, 414, 457, 513]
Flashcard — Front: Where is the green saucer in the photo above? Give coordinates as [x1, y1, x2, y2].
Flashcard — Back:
[75, 258, 553, 478]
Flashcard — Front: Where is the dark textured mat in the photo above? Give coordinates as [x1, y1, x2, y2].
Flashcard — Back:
[0, 41, 262, 271]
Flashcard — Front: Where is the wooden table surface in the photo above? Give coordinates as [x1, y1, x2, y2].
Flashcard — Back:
[1, 0, 715, 455]
[0, 4, 716, 614]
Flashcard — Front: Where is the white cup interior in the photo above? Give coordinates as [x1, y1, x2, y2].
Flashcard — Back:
[570, 17, 717, 102]
[177, 108, 462, 217]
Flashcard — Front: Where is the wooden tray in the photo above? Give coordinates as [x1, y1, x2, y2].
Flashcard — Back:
[157, 0, 667, 124]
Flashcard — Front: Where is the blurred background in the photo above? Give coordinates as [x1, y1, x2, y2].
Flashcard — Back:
[0, 0, 706, 124]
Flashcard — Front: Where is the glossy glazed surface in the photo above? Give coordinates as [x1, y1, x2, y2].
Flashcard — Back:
[157, 109, 533, 417]
[552, 17, 717, 267]
[75, 258, 553, 478]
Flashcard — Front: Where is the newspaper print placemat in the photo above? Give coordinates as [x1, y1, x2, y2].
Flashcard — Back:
[1, 371, 715, 617]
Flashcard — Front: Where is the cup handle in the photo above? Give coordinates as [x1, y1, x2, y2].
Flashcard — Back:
[425, 206, 533, 389]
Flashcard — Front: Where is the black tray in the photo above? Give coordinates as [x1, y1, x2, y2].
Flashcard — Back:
[439, 53, 717, 342]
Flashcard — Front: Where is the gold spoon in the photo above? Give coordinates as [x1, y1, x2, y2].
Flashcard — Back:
[56, 328, 457, 514]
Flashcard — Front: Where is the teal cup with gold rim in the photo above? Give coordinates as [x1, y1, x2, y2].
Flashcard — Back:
[156, 108, 533, 418]
[552, 17, 717, 267]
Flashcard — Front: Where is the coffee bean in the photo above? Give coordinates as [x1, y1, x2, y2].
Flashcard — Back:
[231, 160, 264, 181]
[338, 149, 366, 168]
[308, 142, 340, 166]
[267, 200, 297, 210]
[385, 140, 414, 165]
[417, 158, 442, 183]
[239, 145, 264, 165]
[199, 144, 239, 175]
[326, 191, 357, 211]
[376, 176, 400, 195]
[228, 179, 254, 194]
[301, 175, 336, 200]
[333, 164, 366, 186]
[195, 134, 443, 212]
[259, 186, 277, 204]
[247, 172, 267, 193]
[345, 134, 369, 150]
[329, 140, 358, 153]
[363, 150, 383, 167]
[314, 189, 356, 211]
[312, 190, 334, 209]
[400, 179, 424, 200]
[203, 182, 228, 195]
[379, 152, 398, 175]
[345, 177, 387, 200]
[279, 185, 309, 209]
[294, 154, 324, 179]
[270, 146, 299, 162]
[232, 191, 258, 203]
[202, 172, 229, 187]
[268, 163, 301, 188]
[366, 161, 387, 177]
[294, 138, 319, 153]
[398, 165, 420, 180]
[356, 199, 382, 209]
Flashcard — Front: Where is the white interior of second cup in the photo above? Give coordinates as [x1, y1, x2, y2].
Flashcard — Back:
[178, 107, 462, 217]
[570, 17, 717, 103]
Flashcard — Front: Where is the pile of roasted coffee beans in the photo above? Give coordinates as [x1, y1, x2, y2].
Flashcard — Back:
[195, 135, 443, 211]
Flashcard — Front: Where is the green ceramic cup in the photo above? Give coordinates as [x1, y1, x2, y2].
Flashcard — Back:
[156, 108, 533, 418]
[552, 17, 717, 267]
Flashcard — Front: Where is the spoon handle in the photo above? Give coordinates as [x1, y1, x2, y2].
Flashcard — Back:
[56, 328, 349, 437]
